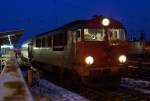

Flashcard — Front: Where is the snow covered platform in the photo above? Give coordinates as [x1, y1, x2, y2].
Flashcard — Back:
[0, 51, 34, 101]
[23, 68, 89, 101]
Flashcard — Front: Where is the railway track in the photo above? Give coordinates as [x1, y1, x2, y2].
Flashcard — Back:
[42, 70, 150, 101]
[31, 76, 150, 101]
[23, 63, 149, 101]
[70, 82, 150, 101]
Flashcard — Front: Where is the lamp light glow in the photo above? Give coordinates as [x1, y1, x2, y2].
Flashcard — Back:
[85, 56, 94, 65]
[118, 55, 127, 63]
[102, 18, 110, 26]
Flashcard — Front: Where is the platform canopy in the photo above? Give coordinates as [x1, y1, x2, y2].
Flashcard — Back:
[0, 30, 24, 47]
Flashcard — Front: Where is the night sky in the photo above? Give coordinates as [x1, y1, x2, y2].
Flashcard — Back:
[0, 0, 149, 47]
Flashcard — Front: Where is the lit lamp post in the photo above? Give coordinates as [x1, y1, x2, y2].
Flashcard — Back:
[102, 18, 110, 44]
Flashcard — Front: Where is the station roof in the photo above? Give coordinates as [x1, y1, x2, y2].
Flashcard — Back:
[0, 30, 24, 46]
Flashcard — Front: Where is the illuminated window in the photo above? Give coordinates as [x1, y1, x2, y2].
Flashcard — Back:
[84, 29, 104, 41]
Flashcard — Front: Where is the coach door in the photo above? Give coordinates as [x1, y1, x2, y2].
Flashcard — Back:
[28, 41, 33, 60]
[73, 30, 81, 44]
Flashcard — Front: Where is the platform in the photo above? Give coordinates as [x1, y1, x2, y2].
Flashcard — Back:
[0, 51, 34, 101]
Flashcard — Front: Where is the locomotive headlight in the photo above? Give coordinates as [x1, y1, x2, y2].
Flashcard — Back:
[102, 18, 110, 26]
[118, 55, 127, 63]
[85, 56, 94, 65]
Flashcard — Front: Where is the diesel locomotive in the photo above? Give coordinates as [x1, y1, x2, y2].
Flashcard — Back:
[21, 16, 129, 84]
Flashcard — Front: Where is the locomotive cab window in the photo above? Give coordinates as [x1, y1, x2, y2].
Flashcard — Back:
[84, 29, 104, 41]
[84, 28, 126, 42]
[108, 29, 126, 41]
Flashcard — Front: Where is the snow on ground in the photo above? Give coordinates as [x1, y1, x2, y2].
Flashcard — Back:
[31, 79, 90, 101]
[22, 70, 90, 101]
[121, 78, 150, 94]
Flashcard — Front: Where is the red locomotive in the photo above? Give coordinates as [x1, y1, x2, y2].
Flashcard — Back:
[21, 16, 129, 85]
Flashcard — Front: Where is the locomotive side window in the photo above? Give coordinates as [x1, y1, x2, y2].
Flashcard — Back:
[42, 37, 46, 47]
[53, 33, 63, 46]
[36, 38, 41, 47]
[53, 33, 64, 51]
[63, 33, 68, 45]
[48, 36, 52, 47]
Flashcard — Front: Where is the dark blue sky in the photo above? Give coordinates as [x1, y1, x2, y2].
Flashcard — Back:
[0, 0, 149, 46]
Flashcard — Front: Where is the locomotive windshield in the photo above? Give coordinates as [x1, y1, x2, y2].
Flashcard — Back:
[84, 28, 126, 42]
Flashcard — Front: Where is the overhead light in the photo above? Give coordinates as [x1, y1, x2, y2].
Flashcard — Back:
[1, 45, 14, 49]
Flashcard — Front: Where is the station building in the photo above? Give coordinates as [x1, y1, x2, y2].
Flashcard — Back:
[0, 30, 23, 67]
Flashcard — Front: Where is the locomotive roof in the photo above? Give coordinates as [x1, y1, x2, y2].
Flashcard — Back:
[83, 16, 124, 29]
[35, 20, 87, 38]
[35, 16, 125, 38]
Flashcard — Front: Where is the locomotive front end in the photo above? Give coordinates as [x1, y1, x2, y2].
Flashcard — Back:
[72, 16, 129, 84]
[74, 41, 128, 79]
